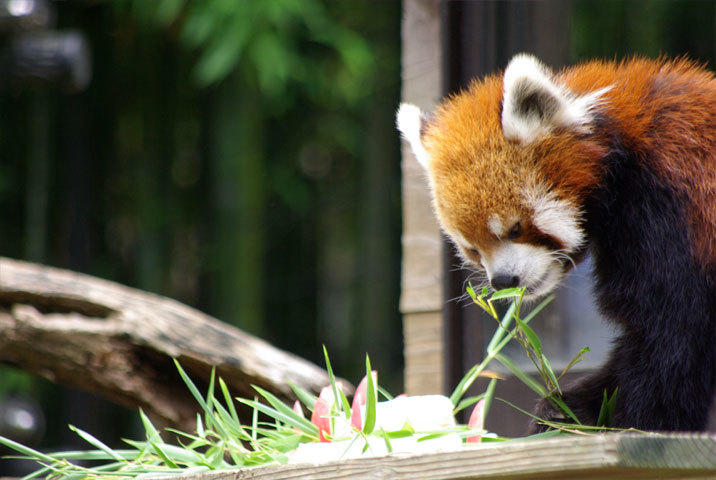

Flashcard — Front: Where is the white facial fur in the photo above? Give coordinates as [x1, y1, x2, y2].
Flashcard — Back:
[502, 53, 610, 144]
[482, 242, 565, 300]
[525, 184, 585, 252]
[452, 190, 584, 300]
[396, 103, 430, 167]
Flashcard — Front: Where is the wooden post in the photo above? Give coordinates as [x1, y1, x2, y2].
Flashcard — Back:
[400, 0, 445, 396]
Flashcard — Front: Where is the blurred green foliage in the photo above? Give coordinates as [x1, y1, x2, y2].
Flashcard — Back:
[571, 0, 716, 64]
[0, 0, 401, 460]
[125, 0, 375, 100]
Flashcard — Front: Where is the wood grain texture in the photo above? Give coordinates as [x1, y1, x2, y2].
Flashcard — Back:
[399, 0, 444, 315]
[145, 434, 716, 480]
[400, 0, 446, 400]
[0, 257, 345, 431]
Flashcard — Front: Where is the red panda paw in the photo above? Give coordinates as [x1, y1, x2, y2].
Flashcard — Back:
[528, 398, 569, 434]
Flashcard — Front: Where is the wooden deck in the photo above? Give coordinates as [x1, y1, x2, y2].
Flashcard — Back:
[164, 434, 716, 480]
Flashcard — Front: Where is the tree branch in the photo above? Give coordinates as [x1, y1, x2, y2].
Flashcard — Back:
[0, 257, 349, 431]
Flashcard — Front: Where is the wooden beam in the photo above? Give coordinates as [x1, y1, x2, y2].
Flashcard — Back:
[143, 434, 716, 480]
[400, 0, 445, 396]
[0, 257, 349, 431]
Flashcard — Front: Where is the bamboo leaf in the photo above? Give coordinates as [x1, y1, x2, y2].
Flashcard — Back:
[288, 381, 318, 411]
[173, 359, 230, 439]
[540, 353, 560, 393]
[219, 377, 240, 423]
[486, 301, 517, 354]
[380, 428, 393, 453]
[0, 434, 57, 463]
[138, 409, 161, 442]
[238, 398, 318, 436]
[68, 425, 125, 463]
[559, 346, 591, 379]
[489, 287, 524, 301]
[549, 395, 581, 425]
[495, 353, 546, 396]
[596, 389, 609, 428]
[363, 356, 377, 434]
[597, 388, 619, 428]
[482, 377, 498, 420]
[205, 368, 217, 431]
[252, 385, 318, 433]
[516, 316, 542, 355]
[466, 283, 477, 300]
[149, 441, 180, 468]
[454, 393, 487, 414]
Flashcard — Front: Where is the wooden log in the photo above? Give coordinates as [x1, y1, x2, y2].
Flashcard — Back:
[140, 434, 716, 480]
[0, 257, 349, 431]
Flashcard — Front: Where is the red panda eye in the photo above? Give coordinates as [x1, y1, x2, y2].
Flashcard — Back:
[507, 222, 522, 239]
[468, 248, 479, 256]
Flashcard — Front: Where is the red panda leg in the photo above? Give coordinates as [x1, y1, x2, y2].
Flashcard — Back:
[529, 148, 716, 432]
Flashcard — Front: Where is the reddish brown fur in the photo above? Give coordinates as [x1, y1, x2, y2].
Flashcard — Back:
[423, 58, 716, 266]
[561, 57, 716, 266]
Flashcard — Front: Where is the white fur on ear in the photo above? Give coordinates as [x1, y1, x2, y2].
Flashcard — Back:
[397, 103, 430, 168]
[502, 54, 609, 144]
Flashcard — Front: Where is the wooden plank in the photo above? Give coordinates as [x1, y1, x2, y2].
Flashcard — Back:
[399, 0, 443, 315]
[399, 0, 445, 398]
[403, 311, 443, 395]
[147, 434, 716, 480]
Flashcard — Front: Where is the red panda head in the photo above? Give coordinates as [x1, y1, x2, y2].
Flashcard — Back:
[397, 54, 610, 299]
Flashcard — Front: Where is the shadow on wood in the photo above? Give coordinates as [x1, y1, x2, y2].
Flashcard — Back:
[0, 257, 351, 431]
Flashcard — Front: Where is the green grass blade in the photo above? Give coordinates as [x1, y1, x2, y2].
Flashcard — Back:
[489, 287, 524, 301]
[219, 377, 240, 423]
[150, 441, 180, 468]
[205, 368, 217, 431]
[596, 389, 609, 427]
[252, 385, 318, 433]
[138, 408, 161, 442]
[288, 382, 318, 411]
[559, 346, 590, 379]
[597, 387, 619, 428]
[540, 353, 560, 393]
[322, 345, 343, 412]
[380, 428, 392, 453]
[466, 283, 477, 301]
[363, 356, 377, 434]
[549, 395, 581, 425]
[449, 358, 488, 406]
[454, 393, 487, 414]
[0, 435, 58, 463]
[238, 398, 319, 436]
[68, 425, 126, 463]
[516, 316, 542, 355]
[483, 377, 498, 420]
[173, 359, 230, 439]
[486, 301, 517, 354]
[495, 397, 551, 425]
[20, 464, 54, 480]
[251, 396, 259, 443]
[494, 353, 546, 396]
[377, 385, 394, 401]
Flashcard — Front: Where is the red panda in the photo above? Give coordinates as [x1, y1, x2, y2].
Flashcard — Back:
[397, 54, 716, 432]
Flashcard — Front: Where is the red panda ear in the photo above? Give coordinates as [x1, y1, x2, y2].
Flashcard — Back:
[397, 103, 431, 168]
[501, 54, 607, 144]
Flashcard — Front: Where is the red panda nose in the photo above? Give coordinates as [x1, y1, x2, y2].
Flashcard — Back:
[491, 274, 520, 291]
